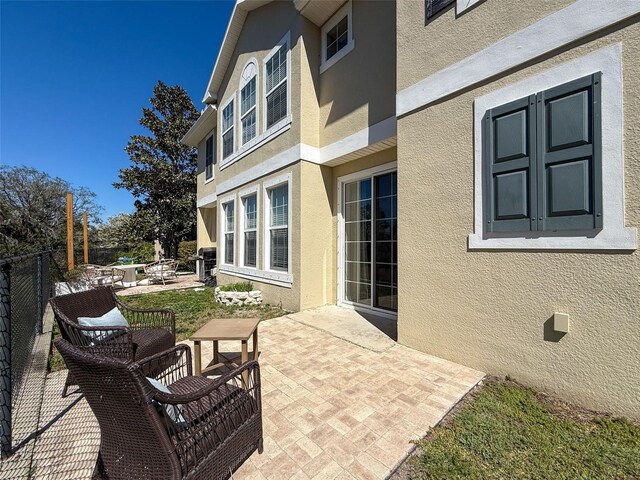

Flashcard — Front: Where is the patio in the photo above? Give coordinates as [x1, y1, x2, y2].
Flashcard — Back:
[7, 308, 484, 479]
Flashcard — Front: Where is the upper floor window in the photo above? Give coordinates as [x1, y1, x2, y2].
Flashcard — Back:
[264, 34, 289, 130]
[240, 60, 258, 146]
[205, 133, 215, 180]
[221, 97, 234, 159]
[320, 1, 354, 73]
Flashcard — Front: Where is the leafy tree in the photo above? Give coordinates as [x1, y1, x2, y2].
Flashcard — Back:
[97, 212, 151, 248]
[0, 166, 103, 256]
[115, 81, 199, 259]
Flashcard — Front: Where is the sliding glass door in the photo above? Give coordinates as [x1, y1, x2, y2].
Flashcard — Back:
[343, 171, 397, 312]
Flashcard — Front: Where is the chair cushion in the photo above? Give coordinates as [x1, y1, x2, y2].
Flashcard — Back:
[78, 307, 129, 341]
[132, 328, 175, 361]
[146, 377, 186, 423]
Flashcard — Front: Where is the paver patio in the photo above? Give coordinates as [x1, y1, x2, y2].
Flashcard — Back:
[14, 312, 484, 479]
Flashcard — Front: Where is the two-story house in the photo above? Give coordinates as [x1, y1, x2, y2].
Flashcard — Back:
[183, 0, 640, 418]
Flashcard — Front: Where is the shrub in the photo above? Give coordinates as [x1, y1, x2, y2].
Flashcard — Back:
[177, 240, 197, 272]
[116, 242, 155, 263]
[218, 282, 254, 292]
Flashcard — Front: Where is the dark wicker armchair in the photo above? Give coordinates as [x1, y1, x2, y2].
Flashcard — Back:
[50, 286, 176, 395]
[55, 340, 263, 480]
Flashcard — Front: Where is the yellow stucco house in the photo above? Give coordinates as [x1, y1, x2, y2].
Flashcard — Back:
[182, 0, 640, 418]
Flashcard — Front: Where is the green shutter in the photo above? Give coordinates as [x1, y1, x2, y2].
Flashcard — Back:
[537, 73, 602, 231]
[426, 0, 454, 19]
[483, 95, 537, 233]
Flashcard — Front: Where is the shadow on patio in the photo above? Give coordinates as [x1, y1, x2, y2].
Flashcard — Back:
[2, 309, 484, 480]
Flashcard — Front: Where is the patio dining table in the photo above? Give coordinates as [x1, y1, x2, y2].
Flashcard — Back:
[115, 263, 147, 287]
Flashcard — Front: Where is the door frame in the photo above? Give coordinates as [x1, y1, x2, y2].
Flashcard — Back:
[337, 161, 398, 320]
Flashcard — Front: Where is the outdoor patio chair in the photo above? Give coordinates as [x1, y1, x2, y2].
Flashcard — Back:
[144, 259, 179, 285]
[50, 286, 176, 396]
[55, 340, 263, 480]
[80, 264, 126, 288]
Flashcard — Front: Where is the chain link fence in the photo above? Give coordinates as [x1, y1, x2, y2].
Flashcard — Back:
[0, 251, 51, 455]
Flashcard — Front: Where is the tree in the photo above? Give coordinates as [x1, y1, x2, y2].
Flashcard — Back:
[0, 166, 103, 256]
[114, 81, 199, 259]
[96, 212, 150, 248]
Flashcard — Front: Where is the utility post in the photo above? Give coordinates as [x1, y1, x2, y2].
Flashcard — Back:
[66, 193, 74, 271]
[83, 212, 89, 264]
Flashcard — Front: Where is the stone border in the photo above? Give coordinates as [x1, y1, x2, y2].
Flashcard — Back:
[214, 287, 262, 306]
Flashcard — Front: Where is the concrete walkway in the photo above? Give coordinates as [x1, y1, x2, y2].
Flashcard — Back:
[7, 310, 484, 480]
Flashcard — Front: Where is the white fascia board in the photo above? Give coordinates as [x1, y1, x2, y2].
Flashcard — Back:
[197, 192, 218, 208]
[397, 0, 640, 117]
[202, 0, 275, 104]
[181, 105, 217, 147]
[215, 116, 397, 195]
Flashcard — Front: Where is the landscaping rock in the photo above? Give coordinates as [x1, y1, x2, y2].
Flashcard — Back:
[214, 287, 263, 306]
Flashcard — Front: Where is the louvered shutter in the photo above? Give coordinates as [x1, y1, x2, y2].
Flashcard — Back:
[483, 95, 537, 233]
[426, 0, 454, 19]
[537, 73, 602, 231]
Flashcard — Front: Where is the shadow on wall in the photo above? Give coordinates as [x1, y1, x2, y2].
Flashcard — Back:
[543, 316, 567, 343]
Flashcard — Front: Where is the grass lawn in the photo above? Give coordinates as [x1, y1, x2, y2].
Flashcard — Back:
[49, 286, 287, 371]
[399, 378, 640, 479]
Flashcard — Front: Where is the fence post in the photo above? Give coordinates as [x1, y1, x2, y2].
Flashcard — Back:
[37, 253, 43, 334]
[0, 262, 12, 456]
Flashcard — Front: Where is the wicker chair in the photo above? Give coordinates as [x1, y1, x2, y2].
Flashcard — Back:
[144, 259, 179, 285]
[55, 340, 263, 480]
[81, 264, 126, 288]
[50, 286, 176, 396]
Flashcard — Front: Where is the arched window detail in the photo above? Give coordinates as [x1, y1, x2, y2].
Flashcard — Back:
[239, 59, 258, 146]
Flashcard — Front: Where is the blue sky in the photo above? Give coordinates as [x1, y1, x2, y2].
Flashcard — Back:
[1, 0, 234, 220]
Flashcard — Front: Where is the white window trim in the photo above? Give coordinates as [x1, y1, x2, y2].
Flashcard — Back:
[336, 161, 398, 317]
[204, 131, 216, 183]
[320, 1, 355, 74]
[456, 0, 483, 15]
[263, 172, 293, 283]
[239, 58, 258, 148]
[219, 33, 293, 171]
[220, 94, 236, 161]
[469, 44, 636, 251]
[219, 193, 236, 266]
[239, 185, 259, 270]
[263, 32, 291, 135]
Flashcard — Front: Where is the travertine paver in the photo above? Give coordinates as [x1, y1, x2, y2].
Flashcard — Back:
[17, 313, 483, 480]
[185, 315, 484, 480]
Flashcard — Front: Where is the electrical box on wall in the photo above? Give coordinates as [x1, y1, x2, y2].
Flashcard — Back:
[553, 312, 570, 333]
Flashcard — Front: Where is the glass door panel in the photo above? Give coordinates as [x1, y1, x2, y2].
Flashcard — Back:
[343, 172, 397, 312]
[344, 179, 372, 305]
[374, 172, 397, 311]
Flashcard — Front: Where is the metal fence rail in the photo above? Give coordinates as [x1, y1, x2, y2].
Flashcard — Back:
[0, 251, 51, 456]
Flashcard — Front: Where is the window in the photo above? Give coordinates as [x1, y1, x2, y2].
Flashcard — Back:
[426, 0, 454, 19]
[240, 60, 258, 146]
[483, 73, 602, 234]
[264, 36, 289, 130]
[242, 194, 257, 267]
[320, 1, 354, 73]
[205, 133, 214, 180]
[267, 183, 288, 271]
[221, 98, 234, 159]
[223, 200, 235, 264]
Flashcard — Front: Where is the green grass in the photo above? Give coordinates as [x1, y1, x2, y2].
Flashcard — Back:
[405, 380, 640, 479]
[49, 286, 287, 371]
[218, 281, 254, 292]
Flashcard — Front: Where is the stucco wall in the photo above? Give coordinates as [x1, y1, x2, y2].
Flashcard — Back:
[397, 0, 575, 91]
[397, 17, 640, 417]
[197, 207, 216, 249]
[318, 0, 396, 146]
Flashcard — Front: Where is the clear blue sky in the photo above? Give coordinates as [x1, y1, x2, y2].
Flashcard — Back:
[1, 0, 234, 220]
